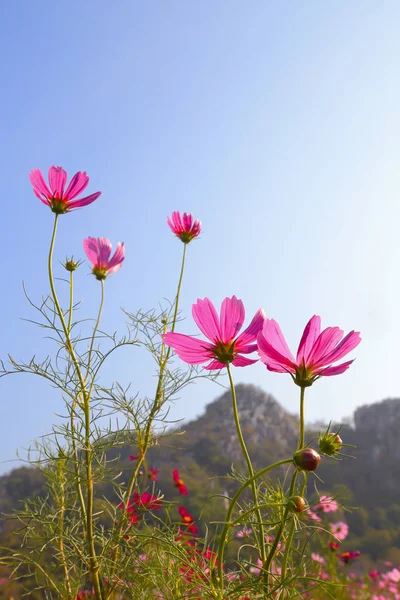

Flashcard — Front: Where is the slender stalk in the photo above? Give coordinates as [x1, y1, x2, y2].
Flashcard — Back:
[86, 279, 105, 380]
[69, 400, 87, 525]
[263, 385, 307, 591]
[169, 243, 186, 336]
[263, 470, 298, 574]
[216, 459, 293, 591]
[226, 364, 266, 564]
[67, 271, 74, 333]
[48, 215, 103, 600]
[298, 385, 305, 449]
[57, 462, 73, 599]
[105, 242, 188, 599]
[280, 476, 307, 586]
[67, 270, 87, 527]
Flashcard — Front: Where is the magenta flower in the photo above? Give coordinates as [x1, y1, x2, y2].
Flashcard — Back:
[257, 315, 361, 386]
[164, 296, 265, 370]
[330, 521, 349, 541]
[83, 237, 125, 280]
[167, 211, 201, 243]
[311, 553, 326, 565]
[312, 495, 338, 513]
[29, 166, 101, 214]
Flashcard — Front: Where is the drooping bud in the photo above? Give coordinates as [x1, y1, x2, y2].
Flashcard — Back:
[288, 495, 307, 513]
[293, 448, 321, 471]
[319, 431, 343, 456]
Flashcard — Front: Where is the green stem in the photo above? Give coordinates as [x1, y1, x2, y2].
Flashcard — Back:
[70, 400, 87, 526]
[105, 242, 188, 599]
[86, 279, 105, 381]
[264, 386, 307, 592]
[217, 459, 292, 591]
[299, 385, 305, 449]
[67, 270, 87, 528]
[227, 365, 266, 562]
[48, 215, 103, 600]
[67, 271, 73, 333]
[57, 462, 73, 599]
[263, 471, 298, 574]
[280, 476, 307, 586]
[165, 242, 186, 359]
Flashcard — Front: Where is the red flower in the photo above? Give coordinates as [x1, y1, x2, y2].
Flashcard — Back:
[338, 550, 360, 564]
[129, 455, 138, 461]
[173, 469, 188, 495]
[329, 541, 340, 552]
[178, 506, 198, 534]
[149, 467, 159, 481]
[118, 499, 139, 524]
[133, 492, 162, 510]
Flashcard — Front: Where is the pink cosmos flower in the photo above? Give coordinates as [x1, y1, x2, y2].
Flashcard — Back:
[83, 237, 125, 281]
[257, 315, 361, 386]
[311, 552, 326, 565]
[312, 495, 338, 513]
[167, 211, 201, 243]
[249, 558, 263, 575]
[331, 521, 349, 541]
[164, 296, 265, 370]
[305, 508, 321, 523]
[386, 568, 400, 583]
[30, 166, 101, 214]
[236, 527, 253, 539]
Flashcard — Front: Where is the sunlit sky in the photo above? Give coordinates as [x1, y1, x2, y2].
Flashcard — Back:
[1, 1, 399, 474]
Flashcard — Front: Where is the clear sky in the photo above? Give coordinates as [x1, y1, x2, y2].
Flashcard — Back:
[0, 1, 399, 474]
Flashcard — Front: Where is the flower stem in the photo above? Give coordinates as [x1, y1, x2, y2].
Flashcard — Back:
[298, 385, 305, 449]
[48, 215, 103, 600]
[86, 279, 105, 381]
[57, 461, 73, 599]
[280, 475, 307, 586]
[67, 271, 74, 333]
[216, 458, 292, 591]
[223, 365, 267, 582]
[66, 270, 87, 529]
[166, 243, 186, 350]
[263, 385, 306, 592]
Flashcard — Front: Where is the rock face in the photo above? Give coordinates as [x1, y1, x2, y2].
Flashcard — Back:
[352, 398, 400, 490]
[184, 383, 298, 463]
[355, 398, 400, 438]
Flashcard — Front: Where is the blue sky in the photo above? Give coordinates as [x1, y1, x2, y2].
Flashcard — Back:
[0, 1, 399, 474]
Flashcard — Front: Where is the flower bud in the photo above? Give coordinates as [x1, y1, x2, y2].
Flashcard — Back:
[293, 448, 321, 471]
[288, 495, 307, 513]
[319, 432, 343, 456]
[64, 256, 80, 272]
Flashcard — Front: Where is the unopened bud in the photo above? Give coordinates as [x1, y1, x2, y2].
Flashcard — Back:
[293, 448, 321, 471]
[64, 257, 80, 272]
[319, 432, 343, 456]
[288, 495, 307, 513]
